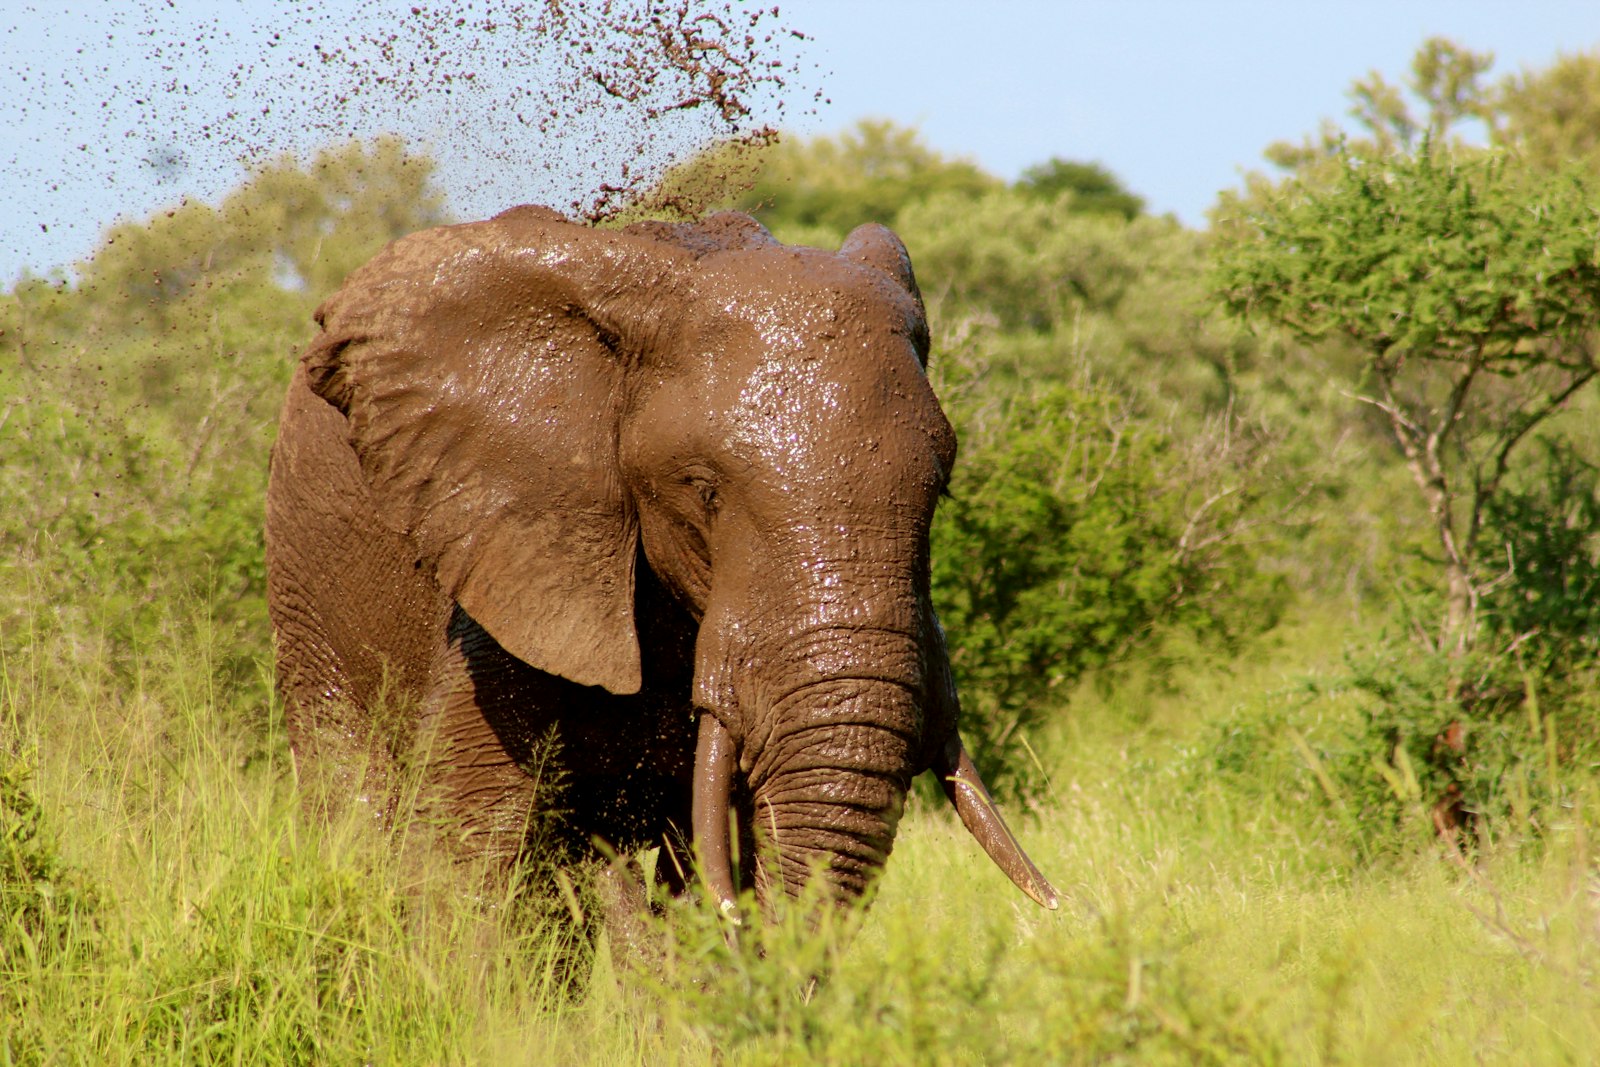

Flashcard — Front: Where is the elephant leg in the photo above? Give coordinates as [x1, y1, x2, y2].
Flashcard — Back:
[283, 692, 400, 826]
[267, 369, 448, 826]
[268, 463, 403, 822]
[406, 606, 569, 870]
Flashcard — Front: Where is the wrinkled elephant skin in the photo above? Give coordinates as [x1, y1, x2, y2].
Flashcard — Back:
[265, 206, 1056, 911]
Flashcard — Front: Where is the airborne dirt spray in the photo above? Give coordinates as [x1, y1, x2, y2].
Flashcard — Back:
[1, 0, 819, 277]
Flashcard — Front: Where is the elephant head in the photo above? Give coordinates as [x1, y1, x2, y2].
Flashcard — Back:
[300, 204, 1056, 912]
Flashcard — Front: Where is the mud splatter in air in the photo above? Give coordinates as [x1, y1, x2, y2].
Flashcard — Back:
[1, 0, 820, 275]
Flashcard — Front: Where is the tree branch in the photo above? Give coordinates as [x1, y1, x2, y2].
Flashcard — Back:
[1466, 364, 1597, 556]
[1341, 388, 1423, 440]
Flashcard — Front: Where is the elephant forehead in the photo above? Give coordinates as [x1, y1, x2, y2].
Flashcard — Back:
[701, 247, 916, 334]
[681, 250, 954, 493]
[723, 349, 945, 494]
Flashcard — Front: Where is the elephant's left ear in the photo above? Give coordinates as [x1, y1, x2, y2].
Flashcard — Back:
[840, 223, 931, 365]
[303, 209, 679, 695]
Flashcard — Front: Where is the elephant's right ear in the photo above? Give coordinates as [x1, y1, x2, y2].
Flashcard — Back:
[302, 208, 681, 695]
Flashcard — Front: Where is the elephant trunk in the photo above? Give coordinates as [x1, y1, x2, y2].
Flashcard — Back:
[753, 776, 903, 903]
[689, 547, 1057, 911]
[692, 712, 740, 914]
[744, 675, 920, 903]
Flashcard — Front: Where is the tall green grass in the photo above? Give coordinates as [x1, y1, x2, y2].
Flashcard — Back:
[4, 603, 1599, 1065]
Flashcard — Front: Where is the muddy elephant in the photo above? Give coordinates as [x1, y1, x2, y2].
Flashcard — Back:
[264, 205, 1055, 913]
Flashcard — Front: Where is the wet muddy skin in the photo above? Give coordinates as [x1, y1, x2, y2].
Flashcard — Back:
[266, 206, 1056, 910]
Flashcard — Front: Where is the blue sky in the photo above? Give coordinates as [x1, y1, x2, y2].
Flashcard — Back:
[3, 1, 1597, 280]
[800, 2, 1599, 214]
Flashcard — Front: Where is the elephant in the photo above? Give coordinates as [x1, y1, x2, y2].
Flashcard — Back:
[264, 203, 1056, 915]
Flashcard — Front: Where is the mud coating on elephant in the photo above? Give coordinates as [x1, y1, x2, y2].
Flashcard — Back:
[264, 206, 1057, 916]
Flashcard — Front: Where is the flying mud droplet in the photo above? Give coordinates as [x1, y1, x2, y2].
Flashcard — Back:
[2, 0, 822, 275]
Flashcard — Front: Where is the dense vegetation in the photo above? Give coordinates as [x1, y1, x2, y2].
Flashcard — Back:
[4, 39, 1600, 1065]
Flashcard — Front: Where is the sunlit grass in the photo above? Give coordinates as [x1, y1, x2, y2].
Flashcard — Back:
[2, 611, 575, 1064]
[4, 605, 1598, 1065]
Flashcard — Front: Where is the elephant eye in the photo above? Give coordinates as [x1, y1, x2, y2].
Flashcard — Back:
[682, 472, 719, 515]
[696, 480, 720, 513]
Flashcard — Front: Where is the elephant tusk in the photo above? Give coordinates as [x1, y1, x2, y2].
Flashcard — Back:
[938, 738, 1060, 910]
[692, 711, 741, 920]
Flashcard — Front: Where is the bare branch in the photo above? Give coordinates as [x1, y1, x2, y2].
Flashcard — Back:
[1174, 486, 1238, 559]
[1430, 352, 1481, 455]
[1341, 388, 1423, 440]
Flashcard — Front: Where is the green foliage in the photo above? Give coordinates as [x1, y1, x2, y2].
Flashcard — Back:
[78, 135, 445, 314]
[1209, 36, 1600, 844]
[1333, 632, 1599, 844]
[646, 119, 1001, 243]
[1373, 36, 1497, 146]
[1240, 36, 1497, 199]
[1213, 141, 1600, 650]
[1016, 157, 1146, 220]
[1493, 48, 1600, 177]
[1478, 437, 1600, 672]
[0, 138, 446, 734]
[0, 616, 577, 1065]
[647, 886, 1284, 1065]
[898, 189, 1272, 416]
[932, 365, 1287, 794]
[8, 593, 1600, 1064]
[1328, 439, 1600, 834]
[1255, 443, 1600, 844]
[899, 189, 1149, 332]
[1, 749, 100, 999]
[1212, 148, 1600, 363]
[1249, 38, 1600, 187]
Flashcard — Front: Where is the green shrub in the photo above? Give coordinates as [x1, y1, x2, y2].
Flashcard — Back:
[932, 364, 1287, 796]
[1, 748, 102, 1058]
[0, 748, 100, 947]
[0, 139, 445, 742]
[1478, 438, 1600, 679]
[1309, 440, 1600, 841]
[641, 878, 1285, 1066]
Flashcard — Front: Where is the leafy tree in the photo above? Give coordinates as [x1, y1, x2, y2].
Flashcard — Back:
[1240, 38, 1600, 190]
[1211, 147, 1600, 657]
[931, 356, 1287, 794]
[79, 136, 445, 323]
[1015, 158, 1145, 220]
[643, 119, 1000, 244]
[898, 189, 1145, 331]
[1491, 48, 1600, 177]
[1211, 37, 1600, 832]
[897, 188, 1257, 409]
[1250, 37, 1494, 182]
[1, 139, 446, 730]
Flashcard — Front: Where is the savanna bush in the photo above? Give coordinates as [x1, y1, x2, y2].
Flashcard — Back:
[898, 188, 1268, 419]
[1182, 436, 1600, 859]
[1478, 438, 1600, 679]
[0, 139, 444, 738]
[1332, 440, 1600, 838]
[643, 883, 1284, 1066]
[0, 748, 99, 965]
[932, 359, 1287, 796]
